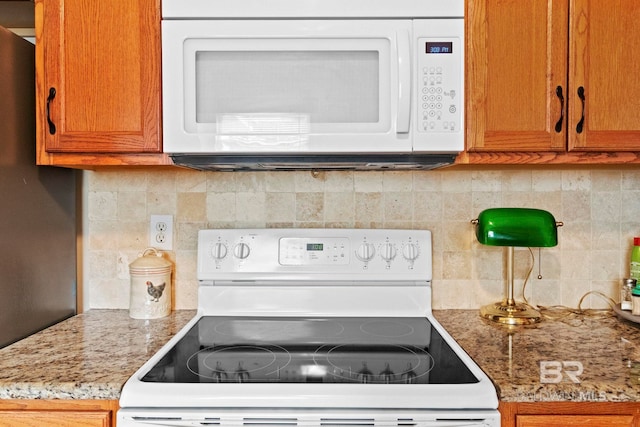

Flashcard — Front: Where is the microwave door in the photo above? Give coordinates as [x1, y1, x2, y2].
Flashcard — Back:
[162, 20, 414, 155]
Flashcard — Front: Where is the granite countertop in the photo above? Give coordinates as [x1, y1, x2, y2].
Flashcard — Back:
[0, 310, 195, 400]
[1, 309, 640, 402]
[434, 309, 640, 402]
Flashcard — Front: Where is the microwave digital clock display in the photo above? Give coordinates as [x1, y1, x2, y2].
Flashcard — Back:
[425, 42, 453, 54]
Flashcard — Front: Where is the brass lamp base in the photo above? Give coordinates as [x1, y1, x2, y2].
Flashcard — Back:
[480, 301, 541, 325]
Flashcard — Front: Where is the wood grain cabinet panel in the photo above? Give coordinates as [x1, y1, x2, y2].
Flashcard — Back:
[35, 0, 170, 167]
[516, 414, 634, 427]
[0, 400, 118, 427]
[0, 410, 111, 427]
[500, 401, 640, 427]
[465, 0, 640, 161]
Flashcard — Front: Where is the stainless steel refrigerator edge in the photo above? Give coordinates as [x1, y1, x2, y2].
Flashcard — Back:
[0, 25, 76, 348]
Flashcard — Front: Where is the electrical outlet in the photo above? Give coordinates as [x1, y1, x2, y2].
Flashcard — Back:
[150, 215, 173, 251]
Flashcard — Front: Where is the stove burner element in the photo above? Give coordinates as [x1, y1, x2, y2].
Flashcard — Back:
[379, 363, 395, 384]
[357, 362, 373, 383]
[402, 363, 417, 384]
[360, 320, 414, 338]
[187, 344, 292, 382]
[318, 344, 433, 384]
[212, 361, 227, 382]
[235, 362, 249, 383]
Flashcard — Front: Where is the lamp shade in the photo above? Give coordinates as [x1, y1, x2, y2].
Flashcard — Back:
[472, 208, 561, 247]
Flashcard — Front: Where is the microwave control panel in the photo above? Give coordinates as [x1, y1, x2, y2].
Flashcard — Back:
[417, 36, 462, 134]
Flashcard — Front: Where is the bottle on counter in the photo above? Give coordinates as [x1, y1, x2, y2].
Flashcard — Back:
[621, 278, 636, 311]
[632, 285, 640, 316]
[631, 237, 640, 282]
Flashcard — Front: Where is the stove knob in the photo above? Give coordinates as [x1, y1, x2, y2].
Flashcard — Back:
[234, 242, 251, 259]
[212, 242, 228, 260]
[356, 242, 376, 262]
[402, 243, 420, 262]
[380, 242, 397, 262]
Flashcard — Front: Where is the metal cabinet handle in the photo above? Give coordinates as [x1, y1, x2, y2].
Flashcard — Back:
[576, 86, 585, 134]
[554, 86, 564, 133]
[46, 87, 57, 135]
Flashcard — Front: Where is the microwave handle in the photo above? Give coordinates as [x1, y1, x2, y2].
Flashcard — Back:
[396, 30, 411, 134]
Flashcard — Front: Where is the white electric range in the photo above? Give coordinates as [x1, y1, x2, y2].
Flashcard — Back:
[118, 229, 499, 427]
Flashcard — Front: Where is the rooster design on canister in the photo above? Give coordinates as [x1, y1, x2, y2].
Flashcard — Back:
[146, 281, 166, 302]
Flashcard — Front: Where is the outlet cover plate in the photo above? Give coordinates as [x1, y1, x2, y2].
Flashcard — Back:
[150, 214, 173, 251]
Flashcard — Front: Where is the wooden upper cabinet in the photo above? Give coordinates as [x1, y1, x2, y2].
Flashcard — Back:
[569, 0, 640, 151]
[466, 0, 640, 155]
[466, 0, 569, 152]
[35, 0, 169, 166]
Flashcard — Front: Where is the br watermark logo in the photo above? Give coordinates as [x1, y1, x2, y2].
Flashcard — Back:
[539, 361, 583, 383]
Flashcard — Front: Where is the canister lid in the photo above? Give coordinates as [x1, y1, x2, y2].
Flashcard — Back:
[129, 248, 172, 274]
[635, 237, 640, 246]
[632, 285, 640, 296]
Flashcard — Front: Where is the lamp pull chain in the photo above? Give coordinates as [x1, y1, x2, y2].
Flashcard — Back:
[538, 247, 543, 279]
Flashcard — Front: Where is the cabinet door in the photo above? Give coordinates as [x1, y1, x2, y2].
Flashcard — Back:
[36, 0, 161, 154]
[466, 0, 568, 152]
[0, 410, 110, 427]
[569, 0, 640, 151]
[516, 414, 634, 427]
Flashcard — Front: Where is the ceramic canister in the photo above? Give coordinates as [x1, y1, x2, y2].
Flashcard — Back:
[129, 248, 172, 319]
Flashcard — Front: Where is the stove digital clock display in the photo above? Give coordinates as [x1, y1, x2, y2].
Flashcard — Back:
[307, 243, 324, 251]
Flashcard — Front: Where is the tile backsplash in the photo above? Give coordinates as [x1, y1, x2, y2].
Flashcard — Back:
[85, 167, 640, 311]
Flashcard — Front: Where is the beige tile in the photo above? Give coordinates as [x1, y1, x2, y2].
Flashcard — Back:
[147, 192, 177, 216]
[236, 172, 265, 192]
[88, 191, 117, 220]
[295, 171, 326, 192]
[236, 192, 266, 223]
[176, 170, 207, 193]
[207, 172, 237, 192]
[441, 169, 472, 192]
[295, 192, 323, 222]
[265, 172, 296, 192]
[177, 192, 207, 222]
[413, 171, 442, 192]
[562, 170, 591, 191]
[266, 193, 296, 223]
[147, 170, 177, 193]
[383, 171, 413, 192]
[325, 192, 355, 222]
[354, 171, 383, 192]
[383, 192, 413, 222]
[117, 192, 147, 222]
[413, 191, 443, 222]
[532, 169, 563, 192]
[355, 192, 383, 224]
[325, 172, 354, 192]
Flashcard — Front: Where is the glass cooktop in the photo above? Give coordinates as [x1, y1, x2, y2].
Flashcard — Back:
[142, 316, 478, 385]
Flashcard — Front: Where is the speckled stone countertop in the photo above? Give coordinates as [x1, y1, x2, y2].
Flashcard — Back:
[1, 309, 640, 402]
[0, 309, 195, 400]
[434, 310, 640, 402]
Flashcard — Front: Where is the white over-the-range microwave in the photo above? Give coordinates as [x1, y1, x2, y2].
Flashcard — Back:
[162, 0, 464, 171]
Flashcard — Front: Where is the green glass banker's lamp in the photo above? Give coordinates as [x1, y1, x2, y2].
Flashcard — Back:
[471, 208, 563, 325]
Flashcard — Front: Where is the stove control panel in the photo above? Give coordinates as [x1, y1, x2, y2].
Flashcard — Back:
[197, 228, 432, 282]
[279, 237, 350, 266]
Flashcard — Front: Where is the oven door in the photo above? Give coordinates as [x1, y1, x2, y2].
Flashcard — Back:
[118, 408, 499, 427]
[162, 20, 412, 154]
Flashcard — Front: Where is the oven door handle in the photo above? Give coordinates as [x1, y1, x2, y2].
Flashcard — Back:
[396, 29, 411, 134]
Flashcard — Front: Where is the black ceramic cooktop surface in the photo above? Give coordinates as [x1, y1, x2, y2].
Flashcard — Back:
[142, 316, 478, 385]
